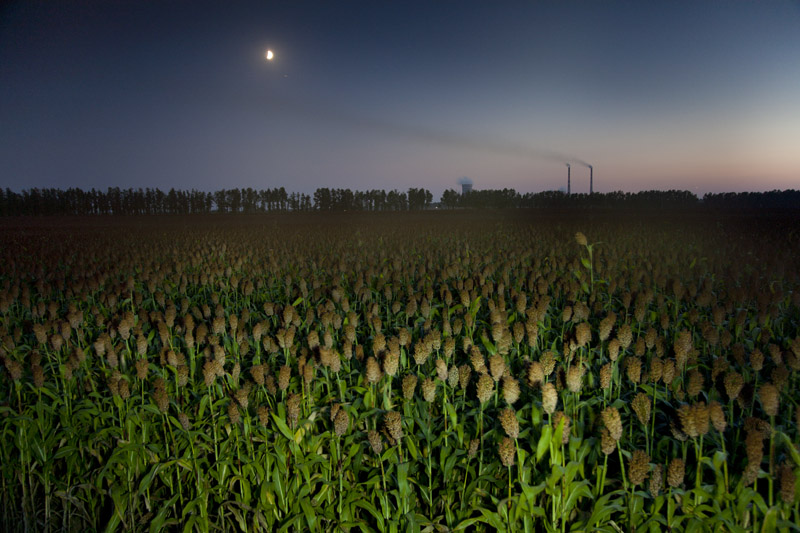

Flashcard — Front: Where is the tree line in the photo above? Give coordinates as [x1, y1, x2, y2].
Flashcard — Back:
[0, 187, 433, 216]
[0, 186, 797, 216]
[442, 188, 799, 209]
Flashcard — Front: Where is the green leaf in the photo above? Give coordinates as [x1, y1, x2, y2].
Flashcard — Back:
[406, 437, 419, 461]
[138, 463, 162, 496]
[149, 494, 179, 533]
[272, 413, 294, 441]
[778, 431, 800, 467]
[397, 462, 411, 499]
[480, 333, 497, 356]
[454, 518, 484, 530]
[469, 296, 482, 317]
[353, 500, 385, 531]
[761, 506, 779, 533]
[536, 426, 552, 463]
[300, 498, 316, 529]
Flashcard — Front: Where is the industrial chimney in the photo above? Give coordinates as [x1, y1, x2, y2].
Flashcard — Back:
[589, 165, 593, 194]
[566, 164, 571, 195]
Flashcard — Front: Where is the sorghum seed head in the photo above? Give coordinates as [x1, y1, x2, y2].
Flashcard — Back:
[153, 387, 169, 413]
[489, 353, 506, 383]
[709, 401, 726, 433]
[447, 365, 459, 388]
[662, 359, 676, 385]
[626, 357, 642, 385]
[458, 364, 472, 390]
[502, 375, 521, 405]
[368, 430, 383, 455]
[750, 349, 764, 372]
[575, 322, 592, 348]
[601, 407, 623, 442]
[498, 437, 516, 467]
[32, 364, 44, 388]
[692, 402, 710, 436]
[421, 377, 436, 402]
[136, 359, 149, 380]
[287, 393, 301, 427]
[780, 463, 796, 505]
[649, 358, 663, 383]
[745, 430, 764, 464]
[632, 392, 651, 426]
[470, 346, 486, 374]
[402, 374, 418, 399]
[670, 420, 688, 442]
[744, 416, 771, 439]
[617, 324, 633, 350]
[599, 363, 612, 389]
[476, 373, 494, 405]
[227, 402, 240, 424]
[600, 427, 616, 455]
[334, 409, 349, 436]
[759, 382, 779, 417]
[724, 371, 744, 401]
[649, 464, 663, 497]
[278, 364, 291, 391]
[499, 407, 519, 439]
[608, 339, 621, 362]
[435, 358, 448, 381]
[667, 458, 685, 488]
[257, 405, 270, 426]
[412, 340, 430, 366]
[366, 357, 382, 384]
[468, 439, 479, 458]
[384, 411, 403, 443]
[686, 369, 703, 398]
[628, 450, 650, 486]
[383, 351, 399, 377]
[527, 361, 544, 387]
[4, 358, 22, 381]
[599, 313, 616, 342]
[251, 364, 265, 386]
[541, 382, 558, 415]
[566, 364, 584, 393]
[265, 374, 277, 396]
[119, 380, 130, 400]
[677, 404, 697, 438]
[575, 232, 588, 246]
[541, 351, 556, 376]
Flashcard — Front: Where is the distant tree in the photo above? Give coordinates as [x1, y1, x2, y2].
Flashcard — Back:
[440, 189, 458, 209]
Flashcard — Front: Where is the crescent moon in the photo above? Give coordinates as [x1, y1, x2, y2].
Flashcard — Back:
[266, 50, 274, 60]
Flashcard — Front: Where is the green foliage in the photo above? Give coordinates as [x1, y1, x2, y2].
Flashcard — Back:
[1, 211, 799, 531]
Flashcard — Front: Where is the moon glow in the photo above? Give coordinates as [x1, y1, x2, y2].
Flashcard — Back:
[266, 50, 274, 60]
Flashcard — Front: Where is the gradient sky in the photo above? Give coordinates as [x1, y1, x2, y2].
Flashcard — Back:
[2, 1, 799, 197]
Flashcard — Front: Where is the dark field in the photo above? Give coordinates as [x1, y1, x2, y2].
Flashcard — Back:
[1, 209, 799, 532]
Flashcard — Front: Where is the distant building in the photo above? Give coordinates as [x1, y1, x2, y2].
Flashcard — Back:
[461, 183, 473, 195]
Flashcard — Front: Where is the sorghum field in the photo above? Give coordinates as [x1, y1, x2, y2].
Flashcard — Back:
[1, 209, 799, 532]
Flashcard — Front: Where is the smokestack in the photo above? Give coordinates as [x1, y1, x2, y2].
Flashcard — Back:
[589, 165, 593, 194]
[566, 164, 571, 195]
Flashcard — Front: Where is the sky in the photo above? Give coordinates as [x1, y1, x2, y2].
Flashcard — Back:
[2, 0, 799, 198]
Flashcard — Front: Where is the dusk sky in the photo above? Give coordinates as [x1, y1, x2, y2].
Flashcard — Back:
[2, 1, 799, 197]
